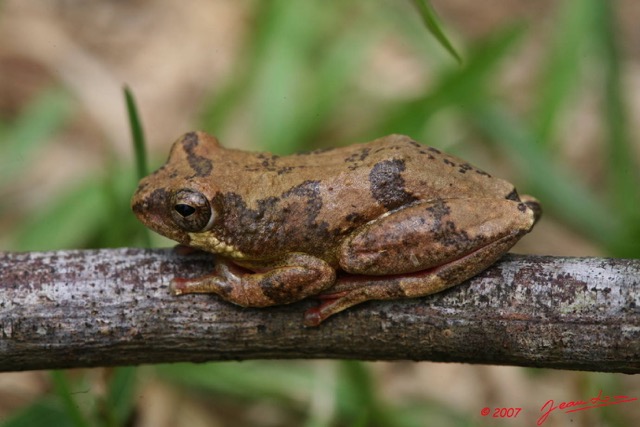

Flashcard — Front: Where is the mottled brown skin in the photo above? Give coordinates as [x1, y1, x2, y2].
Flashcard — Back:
[132, 131, 541, 325]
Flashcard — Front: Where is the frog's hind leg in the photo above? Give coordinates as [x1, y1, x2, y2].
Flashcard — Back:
[304, 230, 521, 326]
[338, 198, 536, 276]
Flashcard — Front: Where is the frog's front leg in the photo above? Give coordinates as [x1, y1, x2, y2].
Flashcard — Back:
[171, 253, 335, 307]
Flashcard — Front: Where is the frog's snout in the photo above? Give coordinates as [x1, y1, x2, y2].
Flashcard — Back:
[130, 184, 151, 218]
[130, 185, 169, 230]
[130, 197, 147, 217]
[520, 195, 542, 225]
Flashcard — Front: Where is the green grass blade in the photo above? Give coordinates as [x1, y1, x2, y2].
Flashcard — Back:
[50, 371, 91, 427]
[258, 3, 375, 151]
[335, 361, 393, 427]
[249, 1, 333, 153]
[376, 25, 524, 138]
[204, 1, 376, 154]
[200, 0, 297, 151]
[533, 0, 596, 144]
[410, 0, 462, 64]
[199, 0, 283, 137]
[593, 0, 640, 256]
[124, 86, 153, 248]
[104, 367, 137, 427]
[0, 399, 74, 427]
[124, 86, 148, 180]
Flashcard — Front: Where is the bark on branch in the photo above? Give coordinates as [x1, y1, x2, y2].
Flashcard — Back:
[0, 249, 638, 373]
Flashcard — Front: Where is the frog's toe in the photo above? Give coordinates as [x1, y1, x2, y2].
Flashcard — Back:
[303, 291, 350, 326]
[169, 278, 185, 295]
[303, 308, 323, 327]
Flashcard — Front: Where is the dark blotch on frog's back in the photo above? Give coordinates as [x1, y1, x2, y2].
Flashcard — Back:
[181, 132, 213, 177]
[369, 159, 418, 211]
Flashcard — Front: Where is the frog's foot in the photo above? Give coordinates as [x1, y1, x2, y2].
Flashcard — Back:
[171, 253, 336, 308]
[303, 277, 407, 327]
[302, 270, 450, 327]
[304, 229, 522, 326]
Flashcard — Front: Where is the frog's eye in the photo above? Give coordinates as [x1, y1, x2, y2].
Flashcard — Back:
[171, 189, 216, 232]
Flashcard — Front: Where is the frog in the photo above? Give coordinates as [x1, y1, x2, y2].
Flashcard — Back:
[131, 131, 541, 326]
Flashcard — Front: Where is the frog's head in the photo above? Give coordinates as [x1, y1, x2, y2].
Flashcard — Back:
[131, 132, 224, 248]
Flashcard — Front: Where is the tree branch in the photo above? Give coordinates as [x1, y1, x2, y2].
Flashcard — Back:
[1, 249, 638, 373]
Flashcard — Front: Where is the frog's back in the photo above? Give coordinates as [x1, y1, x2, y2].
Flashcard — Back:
[370, 134, 517, 201]
[217, 134, 519, 224]
[274, 134, 517, 202]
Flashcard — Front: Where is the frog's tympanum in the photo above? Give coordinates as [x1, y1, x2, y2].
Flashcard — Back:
[132, 132, 541, 326]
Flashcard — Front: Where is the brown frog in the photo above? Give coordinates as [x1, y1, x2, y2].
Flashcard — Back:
[131, 131, 541, 325]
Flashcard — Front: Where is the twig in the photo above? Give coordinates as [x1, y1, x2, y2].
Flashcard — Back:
[0, 249, 638, 373]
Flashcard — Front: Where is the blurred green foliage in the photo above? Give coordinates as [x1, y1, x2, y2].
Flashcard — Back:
[2, 0, 638, 426]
